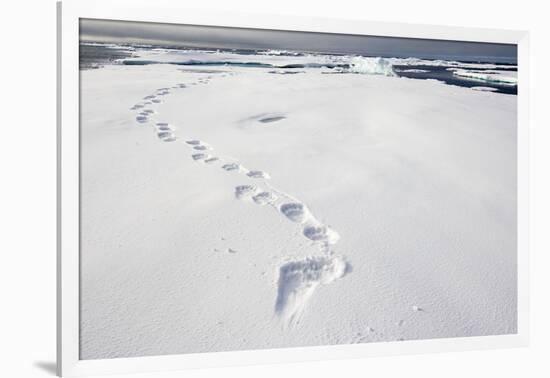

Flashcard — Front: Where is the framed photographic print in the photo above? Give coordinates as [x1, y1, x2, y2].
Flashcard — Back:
[57, 0, 529, 376]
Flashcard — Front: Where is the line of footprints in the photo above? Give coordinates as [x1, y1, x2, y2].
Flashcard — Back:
[129, 74, 349, 327]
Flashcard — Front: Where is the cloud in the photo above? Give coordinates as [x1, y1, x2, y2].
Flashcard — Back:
[80, 18, 517, 63]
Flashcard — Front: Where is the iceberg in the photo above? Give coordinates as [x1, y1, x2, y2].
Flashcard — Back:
[452, 69, 518, 86]
[349, 56, 396, 76]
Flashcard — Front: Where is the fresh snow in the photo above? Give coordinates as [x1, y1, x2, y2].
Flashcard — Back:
[80, 58, 517, 359]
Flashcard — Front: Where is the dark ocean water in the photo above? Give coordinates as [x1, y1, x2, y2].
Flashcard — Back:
[79, 42, 517, 95]
[79, 44, 135, 70]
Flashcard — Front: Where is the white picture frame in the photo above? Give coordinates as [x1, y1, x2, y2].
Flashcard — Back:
[57, 1, 530, 376]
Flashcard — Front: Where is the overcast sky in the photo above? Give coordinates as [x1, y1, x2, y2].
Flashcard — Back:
[80, 18, 517, 63]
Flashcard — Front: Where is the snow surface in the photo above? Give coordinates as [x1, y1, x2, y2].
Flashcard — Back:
[471, 86, 500, 92]
[80, 57, 517, 359]
[396, 68, 430, 73]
